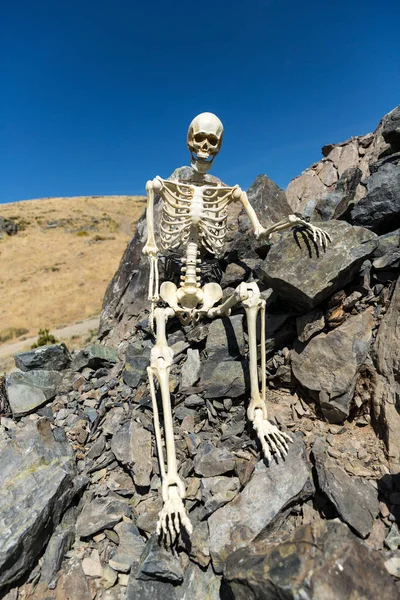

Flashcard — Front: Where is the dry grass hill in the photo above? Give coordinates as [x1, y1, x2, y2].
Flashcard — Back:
[0, 195, 146, 366]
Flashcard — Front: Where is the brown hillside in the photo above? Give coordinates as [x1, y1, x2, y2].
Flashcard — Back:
[0, 195, 146, 345]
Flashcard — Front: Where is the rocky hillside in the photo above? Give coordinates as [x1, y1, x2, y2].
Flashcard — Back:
[0, 195, 146, 346]
[0, 106, 399, 599]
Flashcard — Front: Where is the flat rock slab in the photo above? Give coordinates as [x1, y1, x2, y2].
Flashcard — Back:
[136, 535, 183, 583]
[312, 437, 379, 538]
[122, 342, 151, 389]
[291, 310, 374, 423]
[71, 344, 118, 372]
[194, 441, 236, 477]
[111, 418, 153, 487]
[6, 369, 62, 416]
[205, 315, 245, 361]
[14, 343, 71, 372]
[109, 520, 145, 573]
[224, 520, 399, 600]
[256, 220, 377, 310]
[208, 436, 314, 573]
[75, 496, 130, 538]
[0, 419, 78, 592]
[201, 359, 248, 399]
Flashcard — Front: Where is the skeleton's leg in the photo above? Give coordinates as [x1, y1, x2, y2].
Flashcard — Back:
[147, 306, 192, 542]
[241, 284, 293, 462]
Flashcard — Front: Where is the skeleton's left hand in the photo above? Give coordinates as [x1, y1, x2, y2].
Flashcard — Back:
[252, 411, 292, 463]
[291, 216, 331, 247]
[156, 485, 193, 544]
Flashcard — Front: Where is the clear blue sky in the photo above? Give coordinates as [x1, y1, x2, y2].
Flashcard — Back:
[1, 0, 399, 204]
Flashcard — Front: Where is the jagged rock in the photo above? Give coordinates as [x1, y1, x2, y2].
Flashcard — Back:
[180, 349, 201, 389]
[208, 436, 314, 573]
[58, 558, 91, 600]
[75, 497, 130, 538]
[224, 520, 399, 600]
[351, 160, 400, 233]
[205, 315, 245, 361]
[373, 277, 400, 468]
[221, 263, 248, 288]
[0, 216, 18, 236]
[194, 441, 236, 477]
[136, 535, 183, 583]
[311, 167, 362, 221]
[291, 310, 374, 423]
[39, 508, 76, 586]
[200, 475, 240, 517]
[0, 419, 79, 591]
[201, 359, 248, 399]
[109, 520, 145, 573]
[312, 438, 379, 537]
[127, 576, 177, 600]
[5, 369, 62, 416]
[382, 105, 400, 153]
[71, 345, 118, 371]
[386, 524, 400, 551]
[296, 308, 325, 343]
[256, 221, 377, 311]
[110, 418, 152, 486]
[14, 343, 72, 372]
[373, 228, 400, 269]
[122, 342, 151, 389]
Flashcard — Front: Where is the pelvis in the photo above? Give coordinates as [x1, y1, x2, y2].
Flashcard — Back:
[159, 281, 223, 324]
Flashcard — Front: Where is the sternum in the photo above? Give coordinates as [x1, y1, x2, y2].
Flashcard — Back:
[189, 186, 204, 224]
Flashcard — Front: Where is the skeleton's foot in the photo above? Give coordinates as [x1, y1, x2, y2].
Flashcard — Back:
[156, 485, 193, 544]
[252, 409, 292, 463]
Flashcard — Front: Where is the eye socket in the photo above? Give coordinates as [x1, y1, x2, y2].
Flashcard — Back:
[207, 134, 219, 146]
[194, 133, 206, 143]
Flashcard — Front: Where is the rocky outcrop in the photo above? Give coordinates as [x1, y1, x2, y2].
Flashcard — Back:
[0, 216, 18, 236]
[286, 105, 399, 217]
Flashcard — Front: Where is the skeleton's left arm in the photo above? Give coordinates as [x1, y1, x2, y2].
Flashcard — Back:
[236, 190, 331, 246]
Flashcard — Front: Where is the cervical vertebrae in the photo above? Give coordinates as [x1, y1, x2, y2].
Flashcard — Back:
[141, 112, 331, 545]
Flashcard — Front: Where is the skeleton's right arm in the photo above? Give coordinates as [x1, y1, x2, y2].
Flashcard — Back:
[142, 178, 161, 256]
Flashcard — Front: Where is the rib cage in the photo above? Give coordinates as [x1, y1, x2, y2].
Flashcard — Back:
[157, 178, 237, 256]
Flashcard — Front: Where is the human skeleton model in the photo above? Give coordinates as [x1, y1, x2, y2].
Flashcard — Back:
[142, 113, 331, 543]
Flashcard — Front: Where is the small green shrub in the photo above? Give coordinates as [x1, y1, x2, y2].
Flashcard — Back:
[31, 328, 58, 348]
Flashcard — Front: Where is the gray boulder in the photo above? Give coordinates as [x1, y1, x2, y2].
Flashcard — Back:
[208, 436, 314, 573]
[373, 227, 400, 269]
[14, 343, 71, 372]
[5, 369, 62, 416]
[122, 341, 151, 389]
[0, 419, 80, 591]
[256, 220, 377, 311]
[312, 437, 379, 538]
[224, 520, 399, 600]
[382, 104, 400, 153]
[351, 159, 400, 234]
[291, 310, 374, 423]
[71, 344, 118, 371]
[0, 216, 18, 236]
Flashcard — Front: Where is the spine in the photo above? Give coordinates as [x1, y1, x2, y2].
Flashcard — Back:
[180, 228, 200, 289]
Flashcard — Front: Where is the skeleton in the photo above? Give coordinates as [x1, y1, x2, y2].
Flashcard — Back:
[142, 112, 331, 543]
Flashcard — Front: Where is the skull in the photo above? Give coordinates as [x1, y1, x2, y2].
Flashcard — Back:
[187, 112, 224, 173]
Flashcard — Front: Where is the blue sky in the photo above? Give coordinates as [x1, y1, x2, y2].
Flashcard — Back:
[1, 0, 399, 204]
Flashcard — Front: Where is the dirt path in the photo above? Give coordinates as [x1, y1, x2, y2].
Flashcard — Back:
[0, 316, 100, 359]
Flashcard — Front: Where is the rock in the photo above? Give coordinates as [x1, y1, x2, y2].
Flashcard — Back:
[5, 369, 62, 416]
[373, 228, 400, 269]
[39, 508, 76, 585]
[58, 558, 92, 600]
[201, 359, 248, 399]
[188, 519, 211, 567]
[372, 277, 400, 468]
[384, 553, 400, 579]
[351, 160, 400, 234]
[131, 422, 152, 487]
[205, 315, 245, 361]
[82, 549, 103, 578]
[256, 221, 377, 311]
[0, 217, 18, 236]
[208, 436, 314, 573]
[312, 438, 379, 537]
[291, 310, 374, 423]
[76, 497, 130, 538]
[296, 308, 325, 342]
[386, 524, 400, 551]
[0, 419, 79, 592]
[136, 535, 183, 583]
[111, 421, 132, 465]
[194, 441, 236, 477]
[122, 342, 151, 389]
[224, 520, 399, 600]
[14, 343, 72, 372]
[200, 475, 240, 517]
[109, 520, 145, 573]
[71, 345, 118, 371]
[180, 349, 201, 389]
[221, 263, 248, 288]
[176, 562, 221, 599]
[127, 575, 177, 600]
[312, 167, 362, 221]
[382, 105, 400, 153]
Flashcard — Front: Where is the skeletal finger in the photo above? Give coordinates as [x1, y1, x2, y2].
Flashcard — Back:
[318, 228, 323, 246]
[262, 440, 272, 463]
[271, 432, 289, 456]
[265, 432, 280, 456]
[280, 430, 293, 443]
[181, 512, 193, 536]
